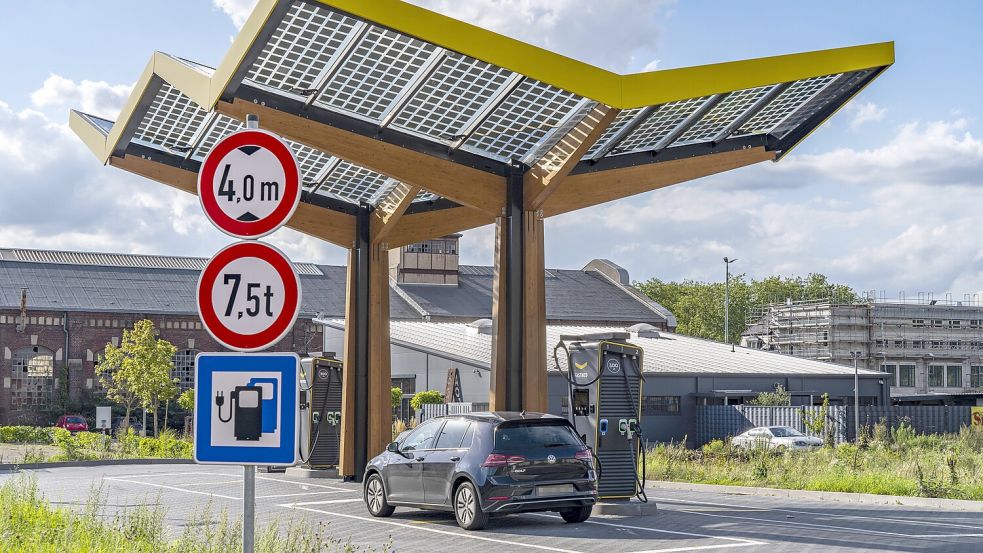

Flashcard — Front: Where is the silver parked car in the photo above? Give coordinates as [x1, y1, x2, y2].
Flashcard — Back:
[731, 426, 823, 451]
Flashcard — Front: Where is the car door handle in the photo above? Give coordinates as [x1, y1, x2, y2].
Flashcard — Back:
[449, 456, 460, 462]
[415, 457, 425, 461]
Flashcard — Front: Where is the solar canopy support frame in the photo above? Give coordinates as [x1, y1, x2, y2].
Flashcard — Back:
[69, 0, 895, 480]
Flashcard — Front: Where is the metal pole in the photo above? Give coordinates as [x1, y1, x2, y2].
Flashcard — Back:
[243, 465, 255, 553]
[504, 160, 525, 411]
[723, 257, 737, 351]
[853, 352, 860, 442]
[353, 204, 371, 480]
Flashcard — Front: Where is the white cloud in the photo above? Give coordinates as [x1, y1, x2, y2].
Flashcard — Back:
[30, 74, 132, 121]
[529, 116, 983, 296]
[848, 100, 887, 129]
[213, 0, 257, 29]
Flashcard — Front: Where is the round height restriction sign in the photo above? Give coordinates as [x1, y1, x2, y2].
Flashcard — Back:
[198, 128, 301, 239]
[197, 241, 302, 352]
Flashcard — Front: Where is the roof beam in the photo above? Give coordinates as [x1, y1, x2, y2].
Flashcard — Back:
[385, 206, 495, 249]
[523, 104, 619, 210]
[371, 181, 422, 245]
[108, 154, 356, 247]
[542, 147, 775, 217]
[217, 98, 505, 215]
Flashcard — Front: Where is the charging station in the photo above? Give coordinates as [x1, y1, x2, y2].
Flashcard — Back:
[300, 356, 344, 469]
[555, 332, 646, 501]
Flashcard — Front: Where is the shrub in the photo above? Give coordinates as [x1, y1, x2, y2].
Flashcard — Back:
[410, 390, 444, 411]
[701, 439, 728, 457]
[0, 426, 53, 444]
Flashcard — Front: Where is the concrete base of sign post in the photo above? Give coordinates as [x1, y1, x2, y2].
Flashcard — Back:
[285, 466, 341, 479]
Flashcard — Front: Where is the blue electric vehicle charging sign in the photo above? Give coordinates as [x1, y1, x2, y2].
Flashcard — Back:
[194, 352, 300, 466]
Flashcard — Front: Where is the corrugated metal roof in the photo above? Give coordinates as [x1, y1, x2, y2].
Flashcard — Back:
[318, 319, 886, 377]
[0, 248, 323, 276]
[401, 267, 665, 324]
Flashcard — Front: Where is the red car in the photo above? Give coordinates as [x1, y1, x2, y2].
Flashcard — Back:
[55, 415, 89, 433]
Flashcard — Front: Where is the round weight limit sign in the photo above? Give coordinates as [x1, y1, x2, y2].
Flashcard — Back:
[198, 129, 301, 239]
[197, 241, 301, 352]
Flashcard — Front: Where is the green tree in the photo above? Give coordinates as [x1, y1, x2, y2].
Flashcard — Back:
[391, 387, 404, 411]
[636, 273, 858, 344]
[748, 384, 791, 406]
[410, 390, 444, 411]
[97, 320, 177, 435]
[177, 389, 195, 412]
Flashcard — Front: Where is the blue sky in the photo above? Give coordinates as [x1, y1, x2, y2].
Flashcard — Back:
[2, 0, 983, 298]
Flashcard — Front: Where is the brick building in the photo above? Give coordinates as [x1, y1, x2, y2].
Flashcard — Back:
[0, 248, 328, 425]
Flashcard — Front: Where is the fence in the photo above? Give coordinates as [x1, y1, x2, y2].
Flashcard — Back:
[695, 405, 973, 446]
[417, 402, 489, 422]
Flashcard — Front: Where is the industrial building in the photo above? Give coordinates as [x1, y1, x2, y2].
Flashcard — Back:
[742, 299, 983, 405]
[0, 239, 673, 424]
[317, 319, 889, 446]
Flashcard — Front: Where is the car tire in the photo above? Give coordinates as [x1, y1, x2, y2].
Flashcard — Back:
[365, 474, 395, 517]
[559, 505, 592, 523]
[454, 481, 489, 530]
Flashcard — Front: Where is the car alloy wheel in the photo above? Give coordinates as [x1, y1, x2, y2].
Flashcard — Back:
[364, 474, 394, 517]
[454, 482, 488, 530]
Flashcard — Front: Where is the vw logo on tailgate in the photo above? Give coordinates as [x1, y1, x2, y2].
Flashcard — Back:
[546, 455, 556, 464]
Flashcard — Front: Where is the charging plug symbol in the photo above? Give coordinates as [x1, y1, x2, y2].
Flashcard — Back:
[215, 386, 263, 441]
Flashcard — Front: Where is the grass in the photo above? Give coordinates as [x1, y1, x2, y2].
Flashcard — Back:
[645, 423, 983, 501]
[0, 426, 192, 463]
[0, 476, 393, 552]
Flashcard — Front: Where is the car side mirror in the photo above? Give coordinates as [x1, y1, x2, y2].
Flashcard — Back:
[386, 441, 400, 453]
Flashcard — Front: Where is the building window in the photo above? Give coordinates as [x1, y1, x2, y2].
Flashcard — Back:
[946, 365, 963, 388]
[971, 366, 983, 388]
[172, 349, 198, 391]
[949, 320, 962, 329]
[971, 320, 981, 329]
[912, 340, 924, 349]
[931, 340, 943, 350]
[912, 319, 925, 327]
[893, 340, 905, 349]
[932, 319, 943, 328]
[642, 396, 681, 415]
[928, 365, 944, 387]
[875, 339, 887, 348]
[392, 377, 417, 422]
[899, 364, 916, 387]
[881, 364, 897, 387]
[11, 346, 54, 411]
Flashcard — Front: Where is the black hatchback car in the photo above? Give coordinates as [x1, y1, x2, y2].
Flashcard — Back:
[363, 412, 596, 530]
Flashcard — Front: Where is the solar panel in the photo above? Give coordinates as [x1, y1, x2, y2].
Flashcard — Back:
[770, 70, 873, 139]
[285, 140, 336, 188]
[612, 97, 710, 155]
[733, 75, 838, 137]
[674, 86, 775, 146]
[315, 26, 438, 121]
[134, 83, 208, 152]
[317, 160, 397, 204]
[582, 108, 645, 159]
[247, 1, 360, 94]
[462, 79, 584, 161]
[391, 51, 516, 142]
[193, 114, 242, 159]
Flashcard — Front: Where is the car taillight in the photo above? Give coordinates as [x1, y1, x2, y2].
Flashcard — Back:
[575, 449, 593, 466]
[481, 454, 526, 467]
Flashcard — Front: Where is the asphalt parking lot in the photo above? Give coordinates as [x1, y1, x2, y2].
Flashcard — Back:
[3, 464, 983, 552]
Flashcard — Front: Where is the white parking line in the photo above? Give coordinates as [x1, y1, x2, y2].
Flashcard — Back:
[648, 495, 983, 533]
[103, 477, 239, 500]
[529, 513, 765, 545]
[282, 504, 765, 553]
[180, 479, 244, 487]
[108, 471, 236, 479]
[282, 506, 581, 553]
[256, 490, 351, 499]
[254, 475, 353, 492]
[280, 498, 364, 506]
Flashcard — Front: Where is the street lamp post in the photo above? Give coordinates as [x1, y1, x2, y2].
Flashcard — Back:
[723, 257, 737, 352]
[851, 350, 861, 442]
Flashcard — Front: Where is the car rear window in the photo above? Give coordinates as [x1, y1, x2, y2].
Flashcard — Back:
[495, 421, 582, 451]
[66, 417, 85, 424]
[434, 419, 472, 449]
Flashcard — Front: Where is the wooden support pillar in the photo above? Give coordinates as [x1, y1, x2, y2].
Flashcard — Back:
[339, 205, 392, 480]
[489, 218, 508, 411]
[522, 210, 548, 412]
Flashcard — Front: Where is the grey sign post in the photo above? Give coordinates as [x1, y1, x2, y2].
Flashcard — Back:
[243, 466, 255, 553]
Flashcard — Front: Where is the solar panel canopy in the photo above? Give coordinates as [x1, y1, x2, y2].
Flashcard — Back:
[71, 0, 893, 212]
